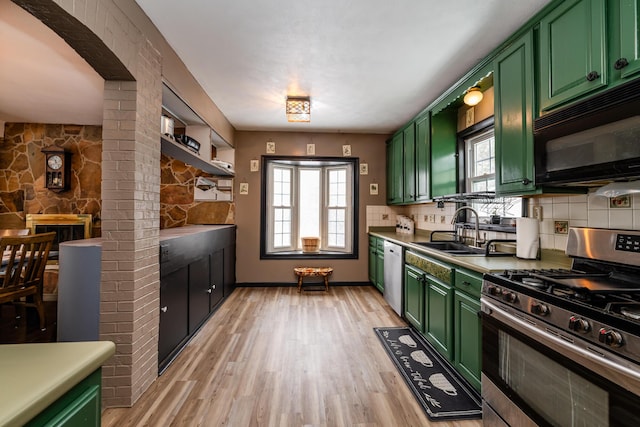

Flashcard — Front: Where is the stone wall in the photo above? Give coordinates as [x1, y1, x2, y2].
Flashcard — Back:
[160, 153, 234, 228]
[0, 123, 102, 234]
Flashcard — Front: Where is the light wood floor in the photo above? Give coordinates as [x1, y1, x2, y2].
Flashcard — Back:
[102, 286, 483, 427]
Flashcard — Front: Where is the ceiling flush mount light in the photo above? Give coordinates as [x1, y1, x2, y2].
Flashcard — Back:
[463, 86, 483, 106]
[286, 96, 311, 122]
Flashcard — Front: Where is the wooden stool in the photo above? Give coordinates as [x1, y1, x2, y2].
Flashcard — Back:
[294, 267, 333, 292]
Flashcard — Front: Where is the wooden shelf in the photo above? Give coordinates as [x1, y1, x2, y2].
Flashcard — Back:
[161, 136, 234, 176]
[160, 82, 234, 177]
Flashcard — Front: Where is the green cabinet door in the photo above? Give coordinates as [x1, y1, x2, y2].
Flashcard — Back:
[425, 277, 453, 361]
[539, 0, 607, 111]
[494, 30, 536, 195]
[386, 133, 404, 204]
[403, 123, 416, 203]
[375, 249, 385, 293]
[415, 113, 431, 202]
[619, 0, 640, 79]
[454, 290, 481, 391]
[430, 110, 458, 198]
[404, 264, 425, 332]
[368, 237, 377, 284]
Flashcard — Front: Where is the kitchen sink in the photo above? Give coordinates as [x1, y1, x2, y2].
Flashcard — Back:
[411, 240, 516, 257]
[411, 241, 485, 255]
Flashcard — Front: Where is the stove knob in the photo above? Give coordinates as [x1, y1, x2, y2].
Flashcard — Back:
[503, 292, 518, 303]
[568, 316, 590, 333]
[488, 286, 502, 296]
[531, 302, 549, 316]
[598, 328, 623, 348]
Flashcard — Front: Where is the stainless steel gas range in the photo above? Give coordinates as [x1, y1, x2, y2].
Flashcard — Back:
[481, 227, 640, 427]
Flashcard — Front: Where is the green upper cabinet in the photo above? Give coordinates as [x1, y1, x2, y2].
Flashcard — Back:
[539, 0, 607, 112]
[430, 110, 457, 198]
[414, 113, 431, 202]
[386, 133, 404, 205]
[403, 123, 416, 203]
[494, 31, 536, 195]
[618, 0, 640, 79]
[387, 118, 428, 205]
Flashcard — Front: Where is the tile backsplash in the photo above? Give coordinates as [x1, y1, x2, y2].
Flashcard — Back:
[367, 189, 640, 252]
[531, 191, 640, 250]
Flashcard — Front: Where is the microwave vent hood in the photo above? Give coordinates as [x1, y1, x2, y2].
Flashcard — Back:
[534, 77, 640, 186]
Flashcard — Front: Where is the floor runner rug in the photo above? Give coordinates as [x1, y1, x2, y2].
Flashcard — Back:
[374, 326, 482, 421]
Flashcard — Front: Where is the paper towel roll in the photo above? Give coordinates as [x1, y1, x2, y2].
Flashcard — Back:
[516, 218, 539, 259]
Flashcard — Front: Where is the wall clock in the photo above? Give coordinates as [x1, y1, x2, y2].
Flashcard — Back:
[41, 146, 71, 191]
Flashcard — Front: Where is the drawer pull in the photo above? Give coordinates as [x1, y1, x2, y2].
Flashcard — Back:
[462, 281, 471, 287]
[586, 71, 600, 81]
[614, 58, 629, 70]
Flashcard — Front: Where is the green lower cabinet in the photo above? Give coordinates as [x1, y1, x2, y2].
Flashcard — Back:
[425, 277, 453, 361]
[368, 236, 384, 293]
[454, 290, 482, 391]
[404, 264, 425, 332]
[375, 250, 384, 292]
[368, 240, 376, 284]
[27, 369, 102, 427]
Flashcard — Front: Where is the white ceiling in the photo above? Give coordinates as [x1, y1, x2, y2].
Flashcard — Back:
[0, 0, 552, 134]
[135, 0, 551, 133]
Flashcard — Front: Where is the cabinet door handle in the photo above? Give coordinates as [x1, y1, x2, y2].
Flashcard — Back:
[207, 288, 212, 294]
[522, 178, 531, 186]
[586, 71, 600, 82]
[161, 306, 168, 313]
[614, 58, 629, 70]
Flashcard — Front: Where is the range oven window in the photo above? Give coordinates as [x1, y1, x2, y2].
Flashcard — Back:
[483, 314, 639, 427]
[498, 331, 608, 426]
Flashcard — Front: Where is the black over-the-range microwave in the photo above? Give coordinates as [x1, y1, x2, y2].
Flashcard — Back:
[534, 77, 640, 186]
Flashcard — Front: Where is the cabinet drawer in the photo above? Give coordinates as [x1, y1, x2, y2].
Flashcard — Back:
[454, 269, 482, 298]
[405, 251, 453, 285]
[376, 238, 385, 252]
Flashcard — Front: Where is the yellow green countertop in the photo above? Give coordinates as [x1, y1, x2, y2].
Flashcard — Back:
[369, 230, 572, 273]
[0, 341, 115, 427]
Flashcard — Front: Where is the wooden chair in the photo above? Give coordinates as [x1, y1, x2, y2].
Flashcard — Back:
[0, 229, 30, 237]
[0, 232, 55, 330]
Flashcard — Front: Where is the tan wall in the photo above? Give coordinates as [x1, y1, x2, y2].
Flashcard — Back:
[234, 131, 389, 284]
[457, 86, 494, 131]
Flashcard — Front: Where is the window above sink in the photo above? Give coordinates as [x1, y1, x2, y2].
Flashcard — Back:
[457, 117, 522, 222]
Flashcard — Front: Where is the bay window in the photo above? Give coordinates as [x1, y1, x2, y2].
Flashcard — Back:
[261, 156, 358, 259]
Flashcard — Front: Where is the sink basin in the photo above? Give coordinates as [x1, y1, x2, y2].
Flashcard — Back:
[411, 241, 485, 255]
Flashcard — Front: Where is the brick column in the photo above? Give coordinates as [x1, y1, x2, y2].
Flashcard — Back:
[100, 39, 162, 407]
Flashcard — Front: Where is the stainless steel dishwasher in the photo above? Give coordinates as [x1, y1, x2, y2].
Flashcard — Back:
[383, 240, 403, 316]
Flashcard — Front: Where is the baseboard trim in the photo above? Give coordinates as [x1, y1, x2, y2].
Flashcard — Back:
[236, 281, 372, 288]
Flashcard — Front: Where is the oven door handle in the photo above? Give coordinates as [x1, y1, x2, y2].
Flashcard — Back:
[481, 298, 640, 394]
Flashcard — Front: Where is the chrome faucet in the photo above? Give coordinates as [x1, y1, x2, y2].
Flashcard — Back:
[451, 206, 485, 247]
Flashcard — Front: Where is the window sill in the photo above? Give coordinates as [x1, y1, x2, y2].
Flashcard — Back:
[260, 250, 357, 260]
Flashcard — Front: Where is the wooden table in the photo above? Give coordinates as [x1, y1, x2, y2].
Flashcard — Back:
[294, 267, 333, 292]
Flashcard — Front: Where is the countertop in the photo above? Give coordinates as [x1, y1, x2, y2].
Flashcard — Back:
[58, 225, 237, 247]
[0, 341, 115, 427]
[159, 224, 236, 241]
[369, 230, 572, 274]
